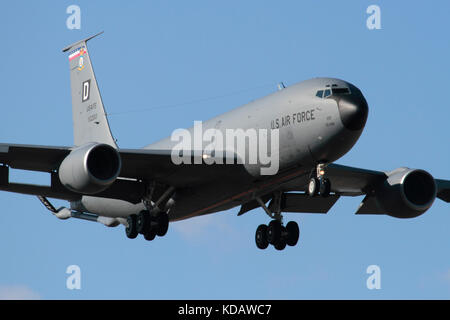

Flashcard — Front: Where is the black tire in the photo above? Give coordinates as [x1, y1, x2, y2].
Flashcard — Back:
[308, 177, 319, 197]
[125, 214, 138, 239]
[320, 178, 331, 197]
[274, 237, 287, 251]
[255, 224, 269, 250]
[136, 210, 150, 234]
[156, 212, 169, 237]
[267, 220, 282, 245]
[286, 221, 300, 246]
[144, 229, 156, 241]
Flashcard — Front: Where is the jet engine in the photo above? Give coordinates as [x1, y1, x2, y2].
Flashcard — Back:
[376, 168, 437, 218]
[58, 143, 121, 194]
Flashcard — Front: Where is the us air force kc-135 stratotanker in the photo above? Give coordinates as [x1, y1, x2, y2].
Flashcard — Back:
[1, 33, 449, 250]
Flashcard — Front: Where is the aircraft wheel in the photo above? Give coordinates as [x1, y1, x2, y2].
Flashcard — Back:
[144, 228, 156, 241]
[308, 177, 320, 197]
[156, 212, 169, 237]
[320, 178, 331, 197]
[267, 220, 282, 245]
[125, 214, 138, 239]
[136, 210, 150, 234]
[274, 233, 287, 251]
[255, 224, 269, 250]
[286, 221, 300, 246]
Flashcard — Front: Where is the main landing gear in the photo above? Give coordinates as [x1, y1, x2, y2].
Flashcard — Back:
[254, 193, 300, 251]
[307, 163, 331, 197]
[125, 210, 169, 241]
[125, 184, 175, 241]
[255, 220, 299, 251]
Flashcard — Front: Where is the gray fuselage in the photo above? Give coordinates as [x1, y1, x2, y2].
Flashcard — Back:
[77, 77, 369, 221]
[146, 77, 368, 220]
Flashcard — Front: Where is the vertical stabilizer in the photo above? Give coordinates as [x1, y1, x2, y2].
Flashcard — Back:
[62, 32, 117, 148]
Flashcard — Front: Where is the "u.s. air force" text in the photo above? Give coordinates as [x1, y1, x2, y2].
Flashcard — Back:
[270, 108, 315, 129]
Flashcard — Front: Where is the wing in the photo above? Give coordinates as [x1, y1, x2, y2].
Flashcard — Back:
[326, 164, 450, 203]
[0, 143, 71, 172]
[119, 148, 250, 187]
[326, 163, 387, 196]
[0, 143, 250, 203]
[273, 163, 450, 215]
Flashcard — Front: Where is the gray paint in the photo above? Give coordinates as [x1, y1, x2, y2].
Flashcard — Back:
[65, 35, 117, 148]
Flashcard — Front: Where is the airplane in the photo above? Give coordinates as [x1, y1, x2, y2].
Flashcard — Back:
[0, 32, 449, 251]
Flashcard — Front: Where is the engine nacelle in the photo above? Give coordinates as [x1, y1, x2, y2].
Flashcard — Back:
[59, 143, 121, 194]
[376, 168, 437, 218]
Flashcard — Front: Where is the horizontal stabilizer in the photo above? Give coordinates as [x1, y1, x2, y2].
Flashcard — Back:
[62, 31, 104, 52]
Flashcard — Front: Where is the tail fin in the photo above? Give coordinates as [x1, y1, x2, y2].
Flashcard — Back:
[62, 32, 117, 148]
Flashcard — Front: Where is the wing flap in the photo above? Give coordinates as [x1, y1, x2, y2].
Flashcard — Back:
[269, 192, 340, 213]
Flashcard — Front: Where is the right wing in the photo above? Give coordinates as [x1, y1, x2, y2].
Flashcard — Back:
[0, 143, 251, 203]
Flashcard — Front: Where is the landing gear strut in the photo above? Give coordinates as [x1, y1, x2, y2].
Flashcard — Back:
[308, 163, 331, 197]
[254, 192, 300, 251]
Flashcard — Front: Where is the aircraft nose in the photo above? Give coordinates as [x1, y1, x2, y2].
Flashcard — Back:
[338, 92, 368, 131]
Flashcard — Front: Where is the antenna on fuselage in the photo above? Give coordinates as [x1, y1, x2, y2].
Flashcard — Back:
[277, 82, 286, 91]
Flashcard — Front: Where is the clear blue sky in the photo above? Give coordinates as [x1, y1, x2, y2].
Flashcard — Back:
[0, 1, 449, 299]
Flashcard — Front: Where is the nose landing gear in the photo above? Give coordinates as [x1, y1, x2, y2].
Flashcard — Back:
[308, 163, 331, 197]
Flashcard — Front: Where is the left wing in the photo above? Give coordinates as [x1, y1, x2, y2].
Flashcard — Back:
[274, 163, 449, 216]
[326, 164, 450, 203]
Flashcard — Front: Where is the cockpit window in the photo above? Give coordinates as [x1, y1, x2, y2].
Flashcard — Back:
[316, 87, 351, 98]
[332, 87, 351, 95]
